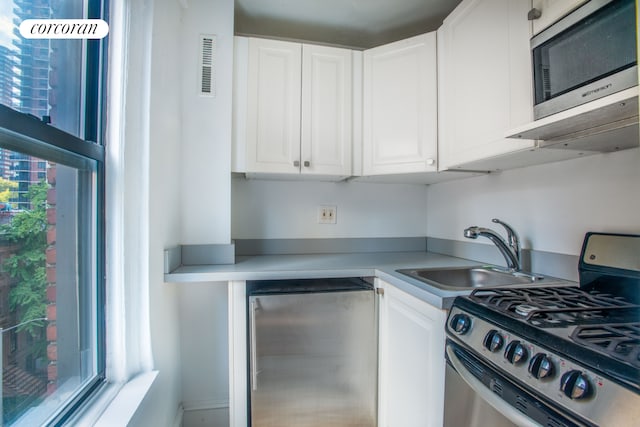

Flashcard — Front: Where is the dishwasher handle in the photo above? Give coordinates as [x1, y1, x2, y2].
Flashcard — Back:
[250, 298, 259, 391]
[445, 343, 542, 427]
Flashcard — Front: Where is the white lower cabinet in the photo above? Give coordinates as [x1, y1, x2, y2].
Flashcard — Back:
[376, 278, 447, 427]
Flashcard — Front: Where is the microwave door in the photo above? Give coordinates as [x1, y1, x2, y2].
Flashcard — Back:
[532, 0, 637, 119]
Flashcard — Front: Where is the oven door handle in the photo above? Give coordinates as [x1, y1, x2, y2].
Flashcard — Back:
[446, 344, 542, 427]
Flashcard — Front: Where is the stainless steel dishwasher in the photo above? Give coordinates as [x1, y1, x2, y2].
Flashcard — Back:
[247, 277, 378, 427]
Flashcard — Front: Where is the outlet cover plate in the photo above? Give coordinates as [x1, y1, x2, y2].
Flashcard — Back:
[318, 205, 337, 224]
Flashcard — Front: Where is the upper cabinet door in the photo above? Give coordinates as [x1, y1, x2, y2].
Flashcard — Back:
[438, 0, 535, 170]
[363, 33, 438, 175]
[301, 45, 353, 176]
[246, 38, 302, 174]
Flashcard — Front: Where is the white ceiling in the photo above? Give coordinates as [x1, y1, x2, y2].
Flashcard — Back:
[235, 0, 463, 49]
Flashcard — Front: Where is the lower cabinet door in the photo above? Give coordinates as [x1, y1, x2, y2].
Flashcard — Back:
[377, 279, 447, 427]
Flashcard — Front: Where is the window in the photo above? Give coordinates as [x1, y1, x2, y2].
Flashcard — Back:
[0, 0, 107, 425]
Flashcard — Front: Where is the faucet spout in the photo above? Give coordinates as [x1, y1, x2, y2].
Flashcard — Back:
[464, 219, 521, 271]
[491, 218, 520, 265]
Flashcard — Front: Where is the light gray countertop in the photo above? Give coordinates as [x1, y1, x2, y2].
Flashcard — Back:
[164, 251, 515, 309]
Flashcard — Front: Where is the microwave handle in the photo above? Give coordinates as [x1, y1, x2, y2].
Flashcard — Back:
[446, 344, 542, 427]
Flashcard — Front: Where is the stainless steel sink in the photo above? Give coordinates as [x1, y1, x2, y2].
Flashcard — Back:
[396, 266, 545, 290]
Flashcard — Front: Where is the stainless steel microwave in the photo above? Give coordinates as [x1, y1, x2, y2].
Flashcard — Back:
[532, 0, 637, 119]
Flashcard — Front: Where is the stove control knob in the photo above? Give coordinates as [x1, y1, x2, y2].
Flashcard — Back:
[504, 340, 528, 364]
[450, 314, 472, 335]
[483, 330, 504, 352]
[561, 370, 592, 400]
[528, 353, 554, 379]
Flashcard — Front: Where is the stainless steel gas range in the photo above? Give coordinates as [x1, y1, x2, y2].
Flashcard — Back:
[444, 232, 640, 427]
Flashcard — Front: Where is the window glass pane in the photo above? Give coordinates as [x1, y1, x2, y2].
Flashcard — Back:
[0, 0, 86, 138]
[0, 0, 104, 424]
[0, 148, 97, 426]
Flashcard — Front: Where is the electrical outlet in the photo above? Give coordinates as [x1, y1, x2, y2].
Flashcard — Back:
[318, 205, 337, 224]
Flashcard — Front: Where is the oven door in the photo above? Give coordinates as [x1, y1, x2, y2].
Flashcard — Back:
[531, 0, 637, 119]
[444, 363, 519, 427]
[444, 340, 588, 427]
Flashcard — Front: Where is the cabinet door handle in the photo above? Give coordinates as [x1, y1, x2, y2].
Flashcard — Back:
[426, 158, 436, 166]
[527, 8, 542, 20]
[293, 160, 300, 167]
[250, 299, 259, 391]
[303, 161, 310, 167]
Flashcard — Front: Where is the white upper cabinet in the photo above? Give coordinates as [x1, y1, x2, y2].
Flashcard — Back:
[362, 33, 438, 175]
[301, 45, 353, 176]
[240, 37, 352, 178]
[246, 38, 302, 174]
[531, 0, 589, 35]
[437, 0, 536, 171]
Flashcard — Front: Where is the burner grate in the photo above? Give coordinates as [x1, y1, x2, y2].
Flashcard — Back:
[571, 323, 640, 368]
[469, 287, 640, 327]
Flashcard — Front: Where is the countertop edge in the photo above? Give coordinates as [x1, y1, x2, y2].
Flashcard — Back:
[163, 251, 490, 309]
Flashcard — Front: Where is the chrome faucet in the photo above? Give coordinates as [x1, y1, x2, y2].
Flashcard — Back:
[464, 218, 521, 271]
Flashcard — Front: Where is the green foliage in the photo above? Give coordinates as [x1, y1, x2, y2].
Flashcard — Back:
[1, 181, 49, 337]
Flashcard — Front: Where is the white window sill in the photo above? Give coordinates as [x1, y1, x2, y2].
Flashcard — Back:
[69, 371, 158, 426]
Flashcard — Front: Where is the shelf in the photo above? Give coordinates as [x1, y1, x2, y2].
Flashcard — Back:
[506, 87, 639, 152]
[350, 170, 487, 185]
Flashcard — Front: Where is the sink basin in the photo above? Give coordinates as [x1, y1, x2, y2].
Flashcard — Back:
[396, 266, 544, 290]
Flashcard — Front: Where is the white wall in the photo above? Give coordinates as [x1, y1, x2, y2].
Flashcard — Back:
[231, 178, 429, 239]
[175, 1, 235, 425]
[129, 0, 236, 425]
[180, 0, 234, 244]
[179, 283, 229, 423]
[130, 0, 184, 425]
[427, 148, 640, 256]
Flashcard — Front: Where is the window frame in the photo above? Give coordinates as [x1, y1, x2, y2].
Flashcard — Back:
[0, 0, 108, 424]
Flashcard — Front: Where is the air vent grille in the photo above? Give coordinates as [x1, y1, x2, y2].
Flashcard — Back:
[199, 34, 216, 97]
[491, 379, 503, 396]
[515, 395, 528, 414]
[547, 418, 565, 427]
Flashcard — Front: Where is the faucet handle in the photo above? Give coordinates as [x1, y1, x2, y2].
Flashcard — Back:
[491, 218, 520, 250]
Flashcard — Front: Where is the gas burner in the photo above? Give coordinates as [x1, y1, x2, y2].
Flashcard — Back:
[514, 304, 539, 317]
[572, 323, 640, 369]
[469, 286, 640, 328]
